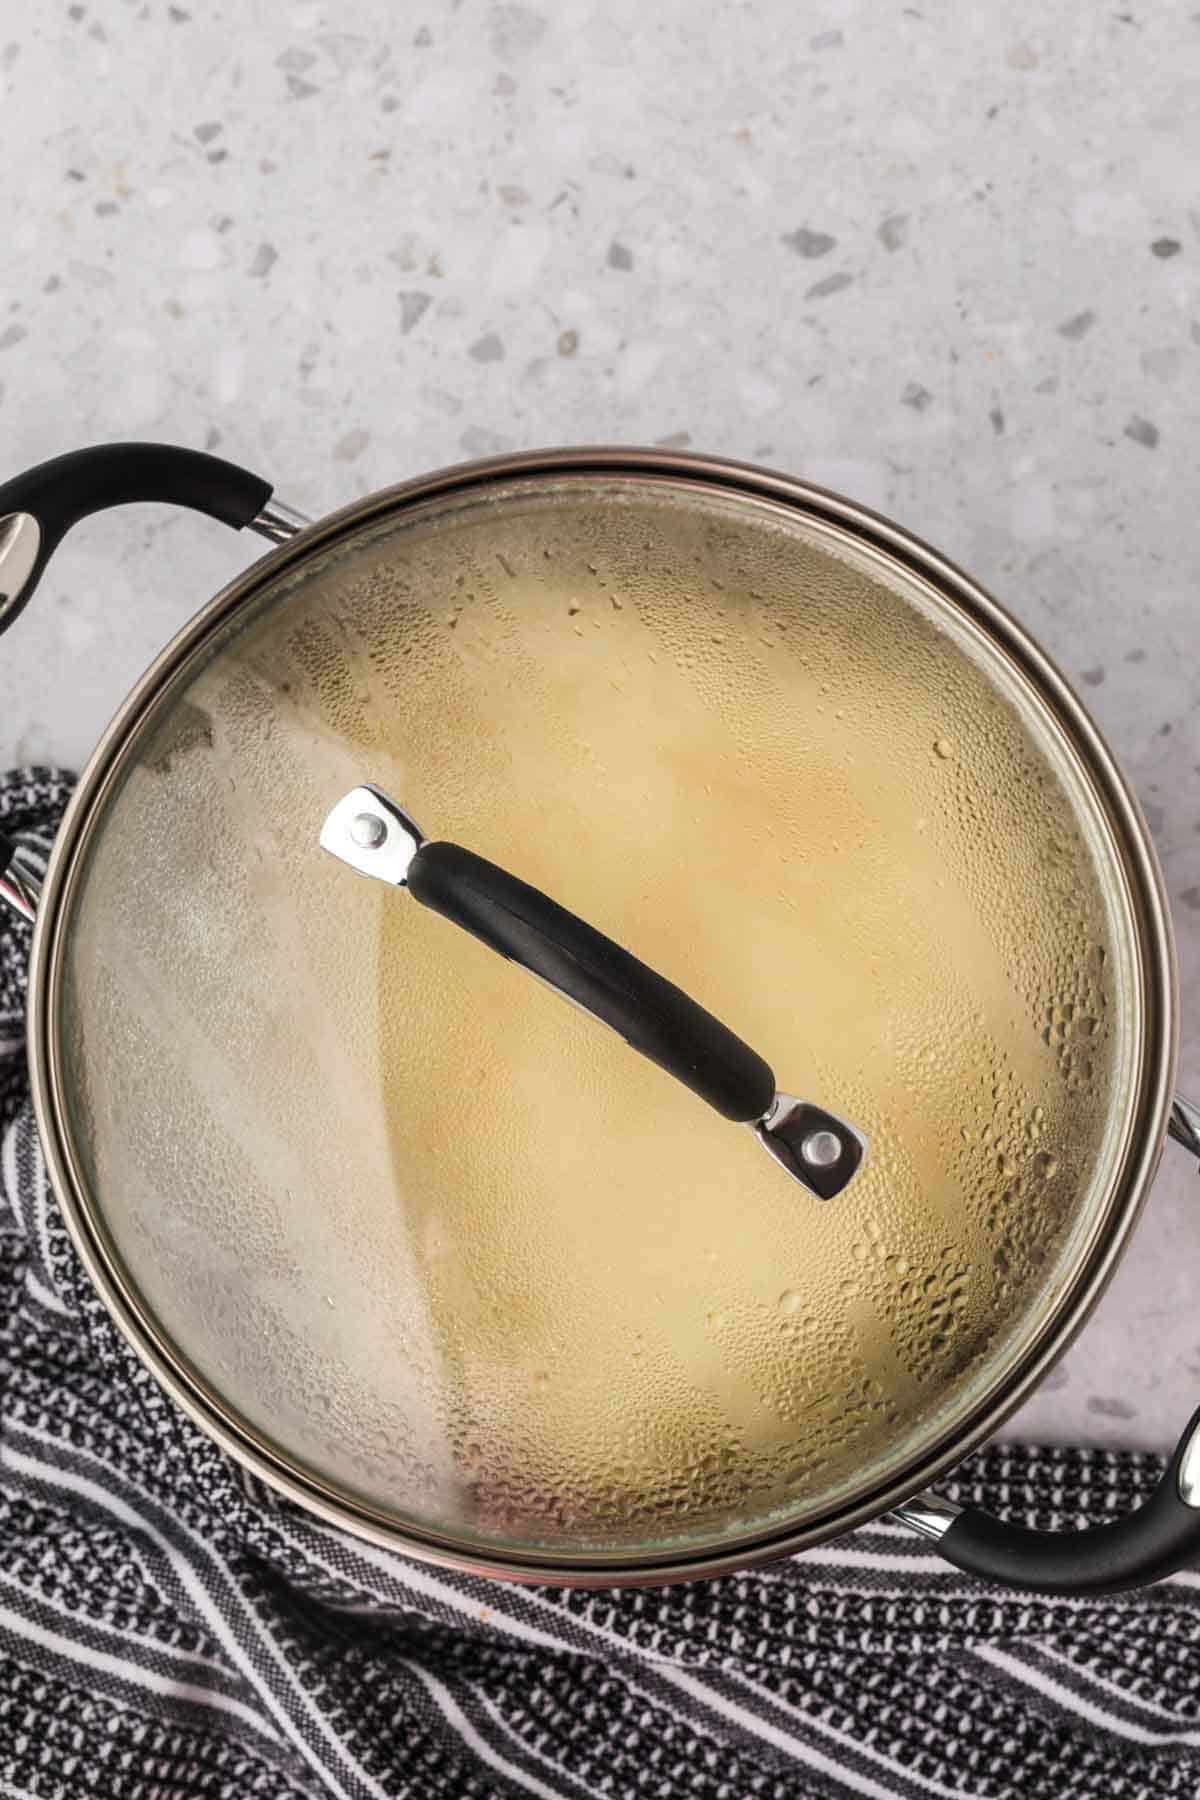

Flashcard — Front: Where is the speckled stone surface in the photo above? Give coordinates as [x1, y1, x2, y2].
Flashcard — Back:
[2, 1, 1198, 1451]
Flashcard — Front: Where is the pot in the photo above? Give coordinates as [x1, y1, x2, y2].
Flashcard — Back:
[0, 439, 1196, 1593]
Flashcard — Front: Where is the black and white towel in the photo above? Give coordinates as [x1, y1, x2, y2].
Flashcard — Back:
[0, 766, 1196, 1799]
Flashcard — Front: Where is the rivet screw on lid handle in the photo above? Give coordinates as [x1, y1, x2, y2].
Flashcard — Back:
[319, 784, 867, 1201]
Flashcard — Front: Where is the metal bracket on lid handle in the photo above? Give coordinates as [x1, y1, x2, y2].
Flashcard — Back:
[892, 1092, 1200, 1591]
[320, 784, 867, 1202]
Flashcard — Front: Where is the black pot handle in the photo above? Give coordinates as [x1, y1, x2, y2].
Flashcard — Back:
[0, 442, 280, 636]
[897, 1095, 1200, 1592]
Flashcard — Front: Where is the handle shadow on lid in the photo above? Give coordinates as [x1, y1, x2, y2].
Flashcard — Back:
[320, 785, 866, 1201]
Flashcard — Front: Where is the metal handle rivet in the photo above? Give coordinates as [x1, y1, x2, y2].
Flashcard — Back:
[349, 811, 388, 850]
[801, 1129, 843, 1169]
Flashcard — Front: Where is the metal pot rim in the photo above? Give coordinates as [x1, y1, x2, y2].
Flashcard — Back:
[27, 446, 1179, 1586]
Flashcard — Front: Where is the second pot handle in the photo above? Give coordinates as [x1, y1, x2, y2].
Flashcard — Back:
[0, 441, 299, 637]
[896, 1094, 1200, 1593]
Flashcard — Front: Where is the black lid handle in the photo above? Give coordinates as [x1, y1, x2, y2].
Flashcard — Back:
[319, 783, 866, 1201]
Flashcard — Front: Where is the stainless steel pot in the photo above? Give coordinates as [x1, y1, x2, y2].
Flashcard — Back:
[0, 440, 1196, 1592]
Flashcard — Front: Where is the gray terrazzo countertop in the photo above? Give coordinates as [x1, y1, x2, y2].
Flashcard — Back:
[2, 0, 1198, 1450]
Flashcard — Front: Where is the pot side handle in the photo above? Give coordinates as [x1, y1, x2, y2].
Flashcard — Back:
[896, 1094, 1200, 1593]
[0, 441, 293, 637]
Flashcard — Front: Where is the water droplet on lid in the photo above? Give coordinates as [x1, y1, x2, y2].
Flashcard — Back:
[778, 1289, 803, 1313]
[934, 736, 956, 760]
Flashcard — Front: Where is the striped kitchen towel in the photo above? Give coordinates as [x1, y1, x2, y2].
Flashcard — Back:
[0, 766, 1196, 1800]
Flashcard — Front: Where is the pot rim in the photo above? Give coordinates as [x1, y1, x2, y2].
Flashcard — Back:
[27, 445, 1179, 1586]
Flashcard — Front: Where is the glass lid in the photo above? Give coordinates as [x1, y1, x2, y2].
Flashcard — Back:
[50, 466, 1146, 1567]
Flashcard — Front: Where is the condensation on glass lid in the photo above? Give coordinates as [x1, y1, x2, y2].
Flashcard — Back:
[56, 471, 1138, 1558]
